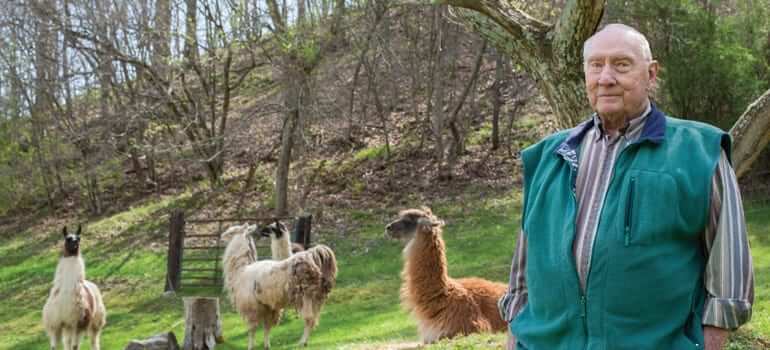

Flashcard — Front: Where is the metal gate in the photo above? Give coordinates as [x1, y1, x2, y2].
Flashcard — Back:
[164, 210, 312, 292]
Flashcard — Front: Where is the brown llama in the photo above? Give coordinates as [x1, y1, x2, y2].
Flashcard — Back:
[386, 207, 507, 343]
[42, 225, 107, 350]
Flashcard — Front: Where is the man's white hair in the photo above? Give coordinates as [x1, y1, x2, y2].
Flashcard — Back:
[582, 23, 653, 63]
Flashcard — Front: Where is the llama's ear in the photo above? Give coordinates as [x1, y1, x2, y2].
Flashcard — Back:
[420, 206, 433, 215]
[62, 226, 68, 237]
[431, 219, 445, 227]
[76, 224, 82, 236]
[277, 221, 287, 232]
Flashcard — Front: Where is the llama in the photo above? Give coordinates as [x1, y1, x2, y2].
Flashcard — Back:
[42, 225, 107, 350]
[221, 224, 337, 350]
[386, 207, 507, 343]
[259, 221, 304, 260]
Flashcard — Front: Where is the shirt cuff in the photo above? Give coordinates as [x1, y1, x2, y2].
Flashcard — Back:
[702, 297, 752, 330]
[498, 292, 514, 322]
[498, 292, 527, 323]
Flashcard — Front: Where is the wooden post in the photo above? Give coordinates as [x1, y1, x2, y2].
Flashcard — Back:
[182, 297, 224, 350]
[293, 215, 312, 248]
[165, 210, 185, 292]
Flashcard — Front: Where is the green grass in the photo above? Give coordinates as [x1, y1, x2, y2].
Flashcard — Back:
[0, 190, 768, 349]
[353, 145, 389, 162]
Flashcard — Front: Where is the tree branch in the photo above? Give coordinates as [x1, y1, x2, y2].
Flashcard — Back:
[399, 0, 550, 50]
[552, 0, 604, 62]
[730, 88, 770, 179]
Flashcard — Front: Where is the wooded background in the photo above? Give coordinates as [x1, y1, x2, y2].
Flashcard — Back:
[1, 0, 768, 218]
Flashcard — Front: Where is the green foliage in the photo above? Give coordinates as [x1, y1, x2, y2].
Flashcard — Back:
[353, 144, 388, 162]
[467, 122, 493, 146]
[278, 29, 322, 69]
[607, 0, 770, 129]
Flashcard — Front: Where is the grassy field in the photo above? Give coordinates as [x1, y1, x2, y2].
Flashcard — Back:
[0, 189, 768, 349]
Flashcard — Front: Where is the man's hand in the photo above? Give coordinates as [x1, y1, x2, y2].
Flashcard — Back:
[505, 331, 516, 350]
[506, 332, 516, 350]
[704, 326, 729, 350]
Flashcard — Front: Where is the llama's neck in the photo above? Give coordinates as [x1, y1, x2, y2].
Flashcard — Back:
[222, 236, 255, 288]
[271, 234, 292, 260]
[403, 228, 449, 296]
[53, 256, 85, 293]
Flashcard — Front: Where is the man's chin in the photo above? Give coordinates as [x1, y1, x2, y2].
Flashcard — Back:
[596, 110, 626, 124]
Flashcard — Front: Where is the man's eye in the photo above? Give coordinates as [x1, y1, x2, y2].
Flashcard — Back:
[587, 62, 603, 72]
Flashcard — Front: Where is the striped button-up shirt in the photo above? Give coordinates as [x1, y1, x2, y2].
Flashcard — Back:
[498, 105, 754, 330]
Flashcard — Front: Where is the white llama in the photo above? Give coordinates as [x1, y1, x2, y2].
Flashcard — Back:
[43, 225, 107, 350]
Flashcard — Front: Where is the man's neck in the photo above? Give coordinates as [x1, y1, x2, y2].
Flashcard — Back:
[599, 101, 650, 138]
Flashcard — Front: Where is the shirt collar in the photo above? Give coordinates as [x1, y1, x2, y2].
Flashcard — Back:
[557, 102, 666, 160]
[592, 103, 651, 142]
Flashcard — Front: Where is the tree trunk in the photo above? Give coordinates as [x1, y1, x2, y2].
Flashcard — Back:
[491, 51, 504, 150]
[730, 88, 770, 179]
[31, 0, 57, 209]
[276, 91, 299, 217]
[184, 0, 198, 64]
[152, 0, 172, 75]
[182, 297, 224, 350]
[447, 40, 486, 167]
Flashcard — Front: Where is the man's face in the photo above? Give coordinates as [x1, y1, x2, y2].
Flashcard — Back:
[584, 30, 658, 122]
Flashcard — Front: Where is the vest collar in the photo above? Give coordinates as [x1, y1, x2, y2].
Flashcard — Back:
[555, 103, 666, 168]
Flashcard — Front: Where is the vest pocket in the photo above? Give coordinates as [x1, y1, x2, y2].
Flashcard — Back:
[620, 170, 682, 245]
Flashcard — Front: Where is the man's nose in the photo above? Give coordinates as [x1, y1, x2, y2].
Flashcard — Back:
[597, 65, 616, 85]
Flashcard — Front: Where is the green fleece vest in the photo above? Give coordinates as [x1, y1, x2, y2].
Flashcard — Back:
[511, 114, 729, 350]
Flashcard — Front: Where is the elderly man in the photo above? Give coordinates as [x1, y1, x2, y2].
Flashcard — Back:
[497, 24, 754, 350]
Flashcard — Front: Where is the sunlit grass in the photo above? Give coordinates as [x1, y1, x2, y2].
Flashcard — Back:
[1, 190, 767, 349]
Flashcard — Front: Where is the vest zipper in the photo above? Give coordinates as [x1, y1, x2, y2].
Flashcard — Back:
[624, 176, 636, 246]
[568, 165, 589, 348]
[581, 142, 636, 349]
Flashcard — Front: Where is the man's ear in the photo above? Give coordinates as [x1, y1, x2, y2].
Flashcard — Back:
[648, 60, 659, 87]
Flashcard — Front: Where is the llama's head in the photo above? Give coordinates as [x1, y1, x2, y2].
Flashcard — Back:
[61, 225, 82, 257]
[386, 206, 444, 240]
[259, 221, 289, 240]
[221, 223, 258, 242]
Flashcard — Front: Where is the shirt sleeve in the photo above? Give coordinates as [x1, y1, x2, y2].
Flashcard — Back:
[498, 229, 528, 323]
[702, 150, 754, 329]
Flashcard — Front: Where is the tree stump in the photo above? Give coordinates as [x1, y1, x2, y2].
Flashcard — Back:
[124, 332, 180, 350]
[182, 297, 224, 350]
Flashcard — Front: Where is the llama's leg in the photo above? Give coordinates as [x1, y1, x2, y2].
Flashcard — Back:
[298, 317, 316, 347]
[263, 323, 271, 350]
[61, 329, 69, 350]
[89, 328, 101, 350]
[72, 330, 82, 350]
[62, 328, 77, 350]
[46, 327, 61, 350]
[247, 324, 255, 350]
